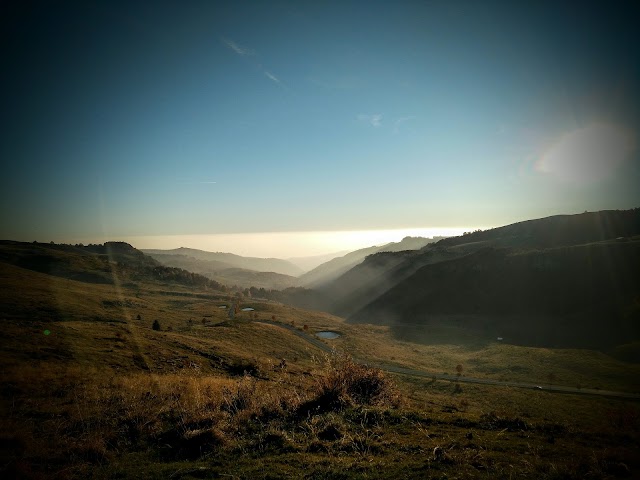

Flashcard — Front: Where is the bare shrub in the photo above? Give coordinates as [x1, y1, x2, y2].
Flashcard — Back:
[225, 358, 260, 377]
[222, 375, 258, 414]
[299, 353, 401, 414]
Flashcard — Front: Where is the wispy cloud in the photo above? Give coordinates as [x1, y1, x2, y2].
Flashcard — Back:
[393, 115, 417, 133]
[358, 113, 383, 127]
[264, 71, 281, 85]
[222, 37, 288, 90]
[221, 37, 254, 56]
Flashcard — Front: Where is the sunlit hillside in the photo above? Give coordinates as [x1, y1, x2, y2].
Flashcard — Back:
[1, 237, 640, 478]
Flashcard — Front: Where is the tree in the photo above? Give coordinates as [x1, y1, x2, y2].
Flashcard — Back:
[152, 320, 161, 331]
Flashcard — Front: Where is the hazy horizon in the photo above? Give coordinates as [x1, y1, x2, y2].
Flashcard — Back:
[30, 226, 486, 259]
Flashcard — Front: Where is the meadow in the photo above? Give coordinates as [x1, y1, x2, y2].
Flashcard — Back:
[1, 261, 639, 479]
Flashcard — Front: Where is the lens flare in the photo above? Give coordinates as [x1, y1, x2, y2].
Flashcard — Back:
[536, 123, 636, 183]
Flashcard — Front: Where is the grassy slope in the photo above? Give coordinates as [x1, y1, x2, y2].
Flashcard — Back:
[299, 237, 437, 289]
[349, 239, 640, 349]
[145, 253, 301, 290]
[312, 209, 640, 323]
[143, 248, 304, 277]
[323, 246, 468, 318]
[1, 245, 640, 479]
[212, 267, 300, 290]
[436, 208, 640, 249]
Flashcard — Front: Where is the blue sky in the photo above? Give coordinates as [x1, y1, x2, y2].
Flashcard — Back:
[1, 1, 639, 255]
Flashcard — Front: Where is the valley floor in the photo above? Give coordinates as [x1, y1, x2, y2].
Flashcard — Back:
[2, 315, 639, 479]
[1, 263, 639, 479]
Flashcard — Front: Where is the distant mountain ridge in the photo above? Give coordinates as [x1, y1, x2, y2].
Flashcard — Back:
[142, 247, 304, 276]
[286, 250, 350, 272]
[298, 236, 444, 288]
[319, 245, 468, 318]
[206, 267, 300, 291]
[435, 209, 640, 249]
[0, 240, 225, 291]
[141, 247, 304, 290]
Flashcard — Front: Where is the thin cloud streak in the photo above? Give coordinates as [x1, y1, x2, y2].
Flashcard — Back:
[221, 37, 254, 56]
[264, 71, 281, 85]
[222, 37, 287, 90]
[358, 113, 383, 127]
[393, 115, 417, 133]
[264, 70, 290, 91]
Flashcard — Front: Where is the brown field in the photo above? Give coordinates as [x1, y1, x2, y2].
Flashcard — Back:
[1, 261, 639, 479]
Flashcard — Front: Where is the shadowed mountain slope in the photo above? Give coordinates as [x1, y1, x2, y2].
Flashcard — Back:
[299, 236, 442, 288]
[212, 267, 300, 290]
[0, 240, 224, 291]
[141, 252, 300, 290]
[143, 247, 303, 277]
[321, 246, 468, 318]
[436, 208, 640, 250]
[345, 209, 640, 350]
[286, 250, 349, 272]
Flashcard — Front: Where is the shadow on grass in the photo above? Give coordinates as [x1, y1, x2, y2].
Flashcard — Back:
[389, 323, 492, 351]
[389, 313, 640, 352]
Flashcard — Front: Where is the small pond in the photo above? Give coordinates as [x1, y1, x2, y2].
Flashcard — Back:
[316, 331, 341, 339]
[241, 307, 255, 311]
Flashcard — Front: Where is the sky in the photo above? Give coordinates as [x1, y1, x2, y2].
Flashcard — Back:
[1, 1, 639, 257]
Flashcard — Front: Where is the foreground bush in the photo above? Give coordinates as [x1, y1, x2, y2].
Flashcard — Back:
[300, 353, 401, 415]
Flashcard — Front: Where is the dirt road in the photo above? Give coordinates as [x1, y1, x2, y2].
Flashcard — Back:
[256, 320, 640, 400]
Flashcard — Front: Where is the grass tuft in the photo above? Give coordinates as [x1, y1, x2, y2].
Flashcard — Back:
[299, 353, 401, 415]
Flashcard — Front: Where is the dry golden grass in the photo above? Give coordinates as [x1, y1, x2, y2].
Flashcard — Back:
[325, 322, 640, 392]
[2, 259, 640, 478]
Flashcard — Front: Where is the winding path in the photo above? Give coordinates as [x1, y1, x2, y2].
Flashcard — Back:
[255, 320, 640, 400]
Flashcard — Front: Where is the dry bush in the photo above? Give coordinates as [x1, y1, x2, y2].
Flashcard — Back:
[4, 354, 403, 470]
[222, 374, 258, 414]
[224, 358, 261, 377]
[220, 375, 307, 424]
[299, 353, 401, 415]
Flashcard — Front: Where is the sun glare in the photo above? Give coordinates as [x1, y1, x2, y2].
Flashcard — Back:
[537, 123, 636, 183]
